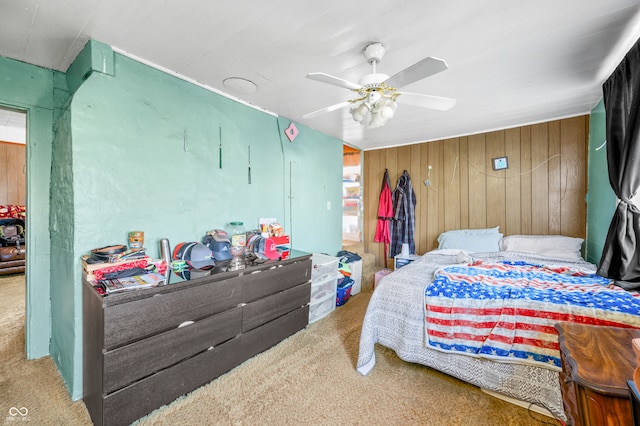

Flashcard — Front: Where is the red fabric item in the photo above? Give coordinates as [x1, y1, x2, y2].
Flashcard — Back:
[0, 205, 26, 220]
[374, 169, 393, 260]
[93, 259, 149, 281]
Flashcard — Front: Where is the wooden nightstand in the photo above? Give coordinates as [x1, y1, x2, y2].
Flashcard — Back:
[555, 323, 640, 426]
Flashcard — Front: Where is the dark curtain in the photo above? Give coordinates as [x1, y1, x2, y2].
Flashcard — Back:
[597, 37, 640, 290]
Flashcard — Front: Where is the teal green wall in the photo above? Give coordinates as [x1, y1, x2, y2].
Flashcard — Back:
[278, 116, 343, 253]
[66, 40, 114, 94]
[585, 100, 617, 264]
[0, 56, 64, 359]
[67, 51, 342, 255]
[51, 42, 343, 399]
[49, 41, 118, 396]
[0, 40, 343, 401]
[49, 105, 77, 395]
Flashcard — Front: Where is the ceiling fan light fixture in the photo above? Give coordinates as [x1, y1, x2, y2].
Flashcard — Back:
[350, 102, 370, 123]
[303, 41, 455, 128]
[367, 98, 397, 128]
[377, 98, 397, 120]
[349, 95, 398, 128]
[367, 110, 387, 128]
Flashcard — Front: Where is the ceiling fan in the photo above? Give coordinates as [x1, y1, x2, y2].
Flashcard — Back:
[303, 42, 456, 128]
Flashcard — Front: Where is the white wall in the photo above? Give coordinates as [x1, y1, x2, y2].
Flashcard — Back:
[0, 108, 26, 144]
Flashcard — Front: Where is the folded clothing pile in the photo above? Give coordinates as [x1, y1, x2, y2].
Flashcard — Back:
[336, 276, 353, 306]
[335, 250, 361, 306]
[83, 244, 167, 294]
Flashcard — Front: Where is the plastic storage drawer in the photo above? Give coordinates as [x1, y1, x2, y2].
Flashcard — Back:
[308, 293, 335, 324]
[310, 253, 339, 324]
[310, 275, 337, 304]
[312, 253, 339, 282]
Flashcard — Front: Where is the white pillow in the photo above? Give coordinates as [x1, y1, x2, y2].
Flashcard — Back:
[437, 228, 503, 252]
[499, 235, 584, 260]
[439, 226, 500, 236]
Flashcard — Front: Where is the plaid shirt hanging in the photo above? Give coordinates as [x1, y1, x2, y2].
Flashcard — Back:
[390, 170, 416, 258]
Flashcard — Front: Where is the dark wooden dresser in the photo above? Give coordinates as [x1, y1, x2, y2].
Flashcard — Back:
[83, 254, 311, 426]
[556, 322, 640, 426]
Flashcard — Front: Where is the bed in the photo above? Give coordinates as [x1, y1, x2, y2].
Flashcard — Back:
[357, 232, 640, 421]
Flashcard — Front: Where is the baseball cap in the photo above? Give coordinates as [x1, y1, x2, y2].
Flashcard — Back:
[259, 237, 280, 261]
[211, 229, 230, 243]
[211, 240, 232, 261]
[185, 242, 215, 270]
[246, 233, 261, 252]
[173, 242, 193, 263]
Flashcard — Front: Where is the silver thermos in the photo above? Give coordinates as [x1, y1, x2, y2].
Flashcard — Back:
[159, 238, 171, 282]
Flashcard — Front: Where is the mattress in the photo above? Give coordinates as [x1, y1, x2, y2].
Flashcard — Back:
[356, 250, 619, 421]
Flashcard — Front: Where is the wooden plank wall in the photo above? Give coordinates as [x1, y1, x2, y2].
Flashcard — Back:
[363, 115, 589, 268]
[0, 141, 26, 205]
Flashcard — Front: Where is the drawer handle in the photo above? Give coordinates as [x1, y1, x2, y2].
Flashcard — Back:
[178, 320, 194, 328]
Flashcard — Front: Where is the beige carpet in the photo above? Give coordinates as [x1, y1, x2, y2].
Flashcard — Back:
[0, 274, 91, 424]
[0, 274, 557, 425]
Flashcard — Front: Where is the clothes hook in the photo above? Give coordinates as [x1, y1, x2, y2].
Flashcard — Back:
[424, 165, 432, 187]
[183, 129, 188, 152]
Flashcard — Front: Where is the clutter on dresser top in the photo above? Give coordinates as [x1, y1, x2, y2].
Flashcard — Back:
[84, 219, 293, 296]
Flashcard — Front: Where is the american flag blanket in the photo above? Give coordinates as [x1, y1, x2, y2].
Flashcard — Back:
[424, 260, 640, 370]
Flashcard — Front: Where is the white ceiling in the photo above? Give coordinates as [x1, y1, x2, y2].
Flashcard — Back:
[1, 0, 640, 150]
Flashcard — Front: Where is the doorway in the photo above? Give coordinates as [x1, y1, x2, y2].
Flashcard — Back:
[0, 107, 27, 351]
[0, 108, 26, 203]
[342, 145, 362, 243]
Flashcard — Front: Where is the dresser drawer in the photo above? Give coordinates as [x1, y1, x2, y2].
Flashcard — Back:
[103, 276, 242, 349]
[103, 336, 243, 426]
[242, 282, 310, 332]
[241, 305, 309, 360]
[103, 306, 242, 394]
[243, 258, 311, 303]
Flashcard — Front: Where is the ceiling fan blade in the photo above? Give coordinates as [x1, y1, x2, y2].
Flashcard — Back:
[396, 92, 456, 111]
[303, 100, 352, 119]
[384, 57, 448, 88]
[306, 72, 362, 90]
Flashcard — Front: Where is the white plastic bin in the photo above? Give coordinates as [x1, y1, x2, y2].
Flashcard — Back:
[311, 275, 338, 304]
[348, 259, 362, 295]
[309, 292, 335, 323]
[312, 253, 339, 281]
[310, 253, 339, 323]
